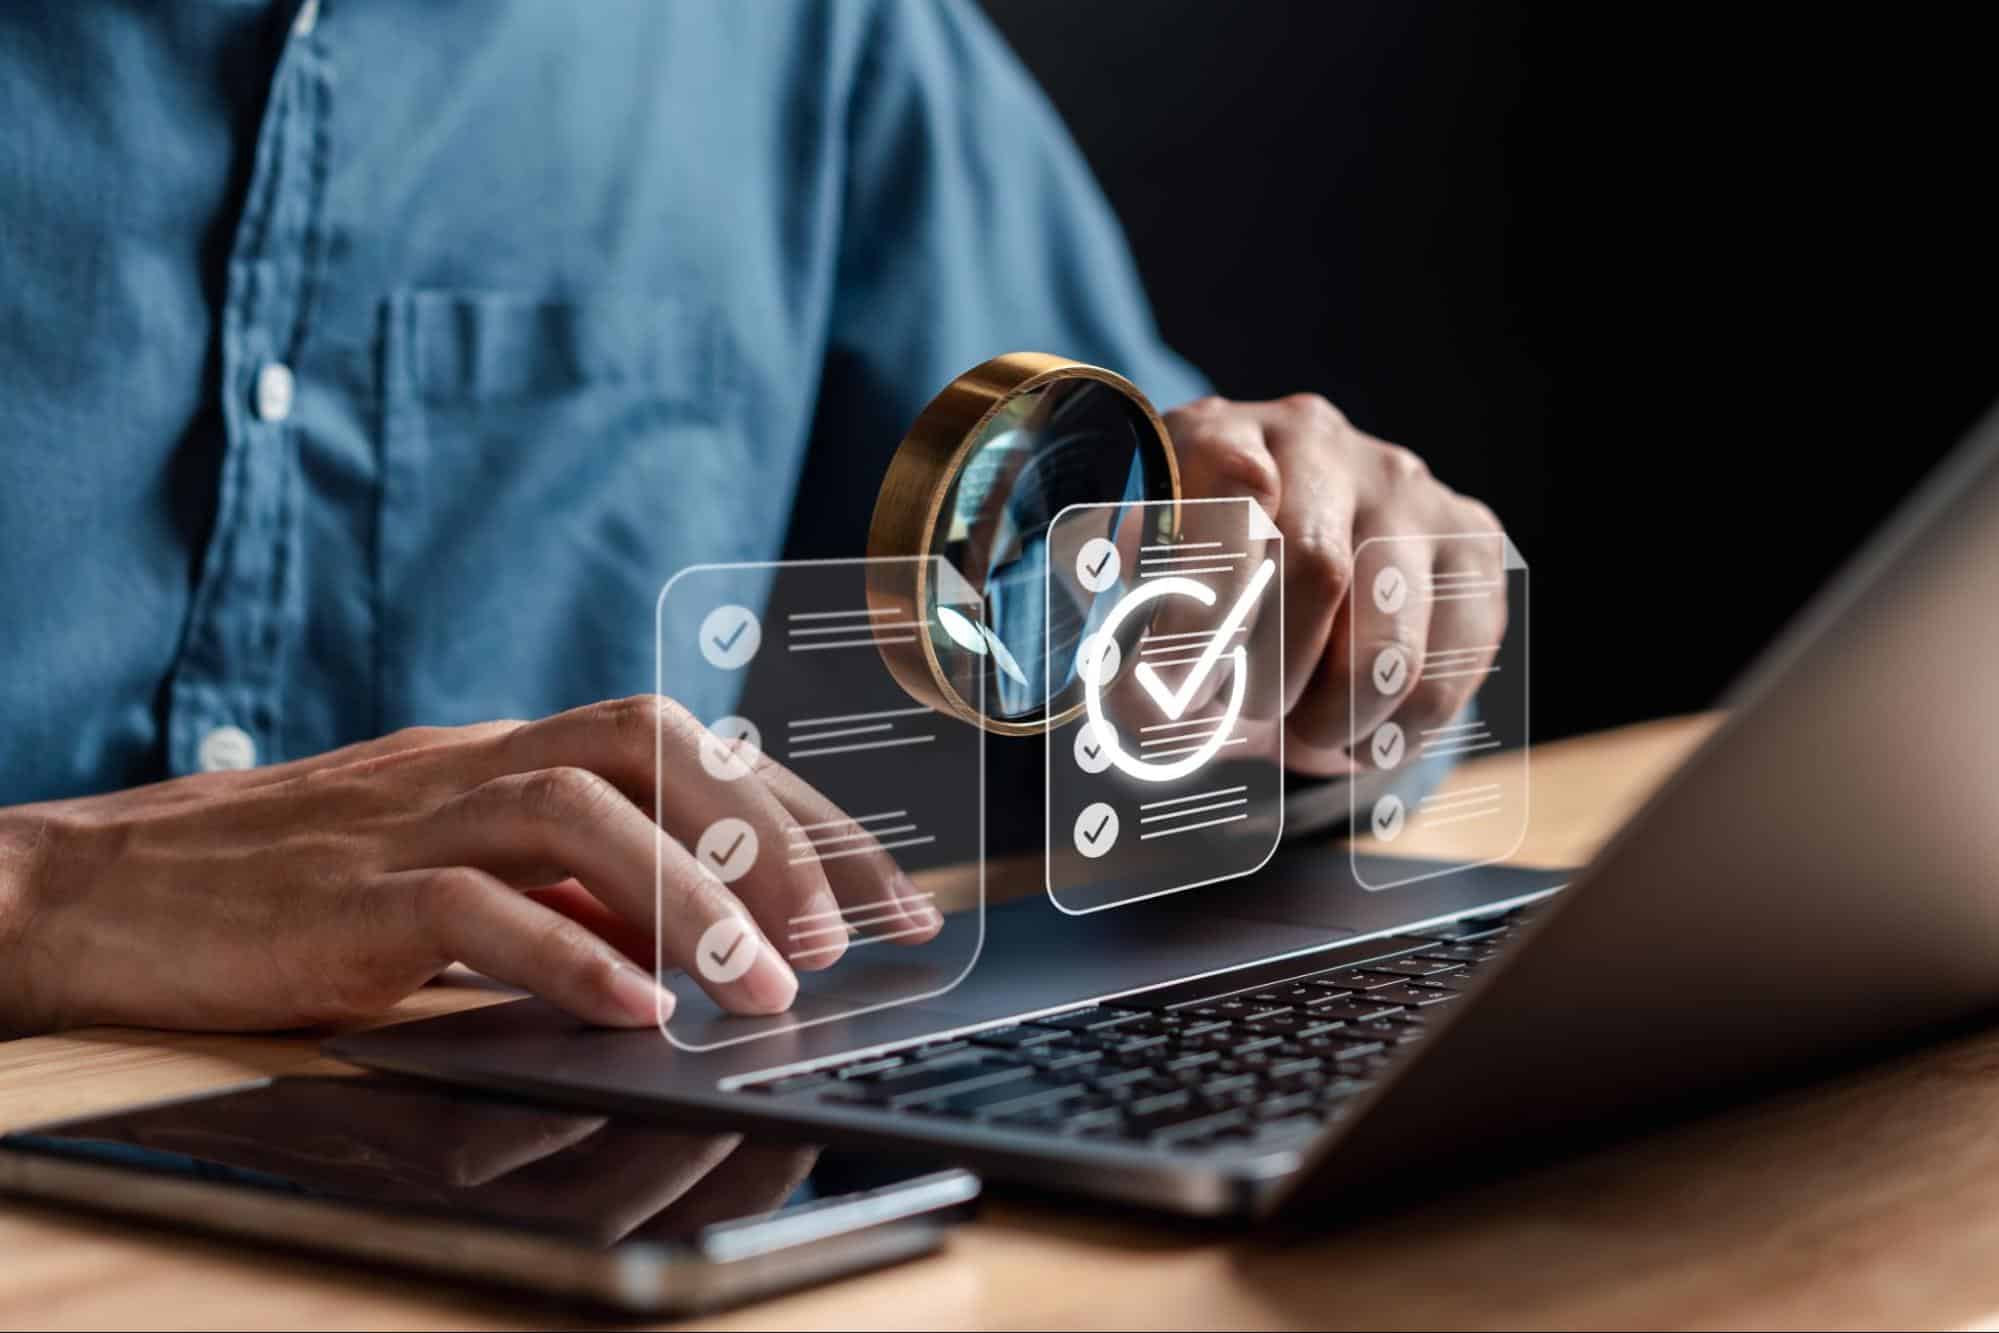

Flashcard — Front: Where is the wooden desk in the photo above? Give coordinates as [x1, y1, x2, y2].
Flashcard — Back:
[11, 713, 1996, 1330]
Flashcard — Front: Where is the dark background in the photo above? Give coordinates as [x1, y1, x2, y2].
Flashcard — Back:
[983, 1, 1998, 741]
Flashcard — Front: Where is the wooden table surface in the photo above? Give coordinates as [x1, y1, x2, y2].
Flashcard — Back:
[11, 713, 1999, 1330]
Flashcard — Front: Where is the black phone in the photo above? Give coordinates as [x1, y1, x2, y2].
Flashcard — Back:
[0, 1074, 977, 1316]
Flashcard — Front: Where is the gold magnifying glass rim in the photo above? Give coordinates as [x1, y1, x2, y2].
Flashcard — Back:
[866, 352, 1181, 737]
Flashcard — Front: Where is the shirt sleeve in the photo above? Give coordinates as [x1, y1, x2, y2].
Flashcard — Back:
[806, 0, 1210, 482]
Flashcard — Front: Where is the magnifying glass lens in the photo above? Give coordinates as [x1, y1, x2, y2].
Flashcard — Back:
[870, 356, 1179, 735]
[930, 378, 1172, 726]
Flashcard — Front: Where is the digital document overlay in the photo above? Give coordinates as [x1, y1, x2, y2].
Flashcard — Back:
[655, 557, 985, 1050]
[1044, 496, 1286, 914]
[1349, 531, 1530, 890]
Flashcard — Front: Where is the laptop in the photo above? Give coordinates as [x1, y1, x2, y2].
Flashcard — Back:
[332, 401, 1999, 1220]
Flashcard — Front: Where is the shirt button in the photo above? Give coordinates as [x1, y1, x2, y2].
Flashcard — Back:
[198, 725, 259, 773]
[254, 362, 295, 423]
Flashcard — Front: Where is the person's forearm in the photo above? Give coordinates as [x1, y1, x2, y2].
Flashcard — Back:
[0, 807, 54, 1038]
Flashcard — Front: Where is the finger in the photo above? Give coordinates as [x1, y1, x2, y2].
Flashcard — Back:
[1256, 406, 1360, 719]
[386, 866, 675, 1027]
[523, 879, 653, 966]
[1143, 406, 1279, 719]
[409, 768, 798, 1013]
[1386, 535, 1510, 741]
[492, 698, 845, 971]
[743, 750, 944, 960]
[1287, 534, 1436, 759]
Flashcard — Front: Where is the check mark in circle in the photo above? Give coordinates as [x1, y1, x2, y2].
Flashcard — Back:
[1077, 633, 1121, 686]
[1076, 537, 1121, 593]
[1371, 646, 1410, 697]
[695, 817, 758, 884]
[699, 715, 762, 782]
[695, 916, 759, 984]
[1073, 721, 1114, 774]
[1371, 793, 1407, 841]
[1073, 802, 1120, 858]
[1371, 721, 1406, 770]
[1372, 564, 1408, 614]
[698, 605, 761, 671]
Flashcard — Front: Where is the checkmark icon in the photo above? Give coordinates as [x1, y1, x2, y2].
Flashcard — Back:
[697, 604, 761, 670]
[1372, 646, 1409, 696]
[694, 817, 758, 884]
[1072, 802, 1119, 858]
[1371, 722, 1406, 770]
[1132, 558, 1277, 721]
[1372, 565, 1408, 614]
[1072, 721, 1114, 774]
[694, 916, 759, 984]
[1075, 537, 1122, 593]
[1371, 794, 1406, 841]
[708, 932, 745, 969]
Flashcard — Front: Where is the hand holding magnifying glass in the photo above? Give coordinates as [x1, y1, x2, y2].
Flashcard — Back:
[866, 355, 1510, 775]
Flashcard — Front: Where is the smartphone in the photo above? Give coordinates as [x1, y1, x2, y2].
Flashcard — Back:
[0, 1074, 977, 1316]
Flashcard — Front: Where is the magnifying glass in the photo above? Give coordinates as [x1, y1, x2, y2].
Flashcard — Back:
[866, 353, 1180, 736]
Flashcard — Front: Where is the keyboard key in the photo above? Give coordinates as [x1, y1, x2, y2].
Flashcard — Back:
[1255, 1091, 1321, 1120]
[1318, 970, 1404, 992]
[871, 1064, 1036, 1108]
[1411, 944, 1493, 965]
[835, 1056, 906, 1080]
[954, 1078, 1092, 1118]
[1367, 983, 1459, 1007]
[1061, 1107, 1124, 1134]
[1310, 999, 1405, 1023]
[1200, 1073, 1259, 1099]
[970, 1024, 1065, 1049]
[1361, 958, 1462, 979]
[1418, 917, 1513, 942]
[929, 1073, 1077, 1117]
[1036, 1007, 1146, 1033]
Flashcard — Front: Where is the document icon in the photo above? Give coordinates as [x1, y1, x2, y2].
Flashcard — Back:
[1349, 531, 1530, 891]
[1043, 497, 1285, 914]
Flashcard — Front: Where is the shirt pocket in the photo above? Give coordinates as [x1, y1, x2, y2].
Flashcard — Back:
[376, 289, 764, 728]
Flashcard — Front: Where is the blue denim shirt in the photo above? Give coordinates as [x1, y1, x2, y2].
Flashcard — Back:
[0, 1, 1208, 803]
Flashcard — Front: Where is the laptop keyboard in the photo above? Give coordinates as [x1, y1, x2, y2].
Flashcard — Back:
[743, 908, 1529, 1155]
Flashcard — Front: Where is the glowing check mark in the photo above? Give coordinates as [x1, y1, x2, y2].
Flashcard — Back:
[1132, 558, 1277, 721]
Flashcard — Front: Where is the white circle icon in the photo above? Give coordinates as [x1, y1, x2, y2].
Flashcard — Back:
[1370, 721, 1406, 771]
[698, 605, 762, 670]
[1073, 802, 1121, 858]
[1075, 537, 1122, 593]
[1077, 633, 1121, 686]
[1371, 793, 1407, 842]
[699, 716, 761, 782]
[1073, 720, 1115, 774]
[1372, 564, 1409, 614]
[695, 917, 759, 984]
[695, 817, 759, 884]
[1371, 645, 1410, 697]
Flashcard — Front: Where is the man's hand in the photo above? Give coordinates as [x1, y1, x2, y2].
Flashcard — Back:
[0, 696, 940, 1036]
[1161, 394, 1508, 775]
